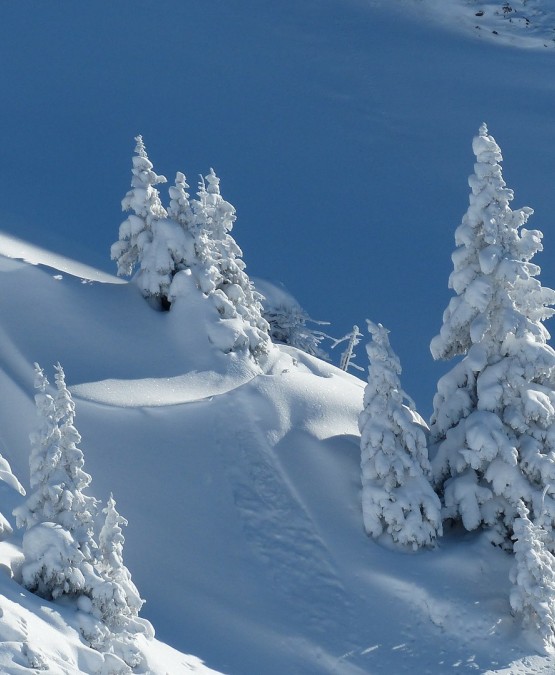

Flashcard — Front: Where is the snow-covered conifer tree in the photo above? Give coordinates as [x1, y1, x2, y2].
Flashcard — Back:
[167, 171, 194, 232]
[110, 136, 179, 307]
[15, 364, 98, 556]
[359, 320, 441, 549]
[16, 365, 147, 665]
[112, 141, 270, 357]
[15, 364, 100, 599]
[98, 494, 143, 619]
[188, 169, 271, 359]
[430, 124, 555, 548]
[111, 136, 167, 278]
[510, 501, 555, 652]
[86, 495, 148, 669]
[167, 170, 218, 299]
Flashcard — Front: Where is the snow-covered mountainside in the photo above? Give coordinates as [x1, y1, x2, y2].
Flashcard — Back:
[398, 0, 555, 48]
[0, 233, 554, 674]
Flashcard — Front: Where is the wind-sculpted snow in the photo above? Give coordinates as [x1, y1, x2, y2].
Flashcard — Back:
[71, 371, 257, 408]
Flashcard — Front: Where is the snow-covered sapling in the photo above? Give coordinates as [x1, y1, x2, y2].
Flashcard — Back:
[331, 325, 364, 372]
[98, 494, 144, 620]
[359, 320, 441, 549]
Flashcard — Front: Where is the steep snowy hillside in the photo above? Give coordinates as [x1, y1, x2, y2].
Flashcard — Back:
[0, 237, 554, 674]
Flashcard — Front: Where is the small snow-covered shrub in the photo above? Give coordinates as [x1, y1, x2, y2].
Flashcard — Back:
[256, 277, 330, 359]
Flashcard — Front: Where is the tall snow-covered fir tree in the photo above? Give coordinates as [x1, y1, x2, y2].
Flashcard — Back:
[359, 320, 441, 549]
[429, 124, 555, 548]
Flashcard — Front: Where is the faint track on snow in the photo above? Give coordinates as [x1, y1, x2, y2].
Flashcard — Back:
[214, 390, 353, 636]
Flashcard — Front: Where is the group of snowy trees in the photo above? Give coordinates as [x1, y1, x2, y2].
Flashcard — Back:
[111, 136, 342, 365]
[0, 121, 549, 663]
[109, 125, 555, 651]
[13, 363, 148, 671]
[111, 136, 271, 361]
[358, 124, 555, 651]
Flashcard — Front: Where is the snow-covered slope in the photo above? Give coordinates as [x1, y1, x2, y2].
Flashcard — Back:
[398, 0, 555, 48]
[0, 239, 221, 673]
[0, 238, 554, 674]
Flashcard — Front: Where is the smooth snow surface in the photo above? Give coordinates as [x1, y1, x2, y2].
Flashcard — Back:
[71, 370, 256, 408]
[0, 237, 554, 673]
[0, 232, 124, 285]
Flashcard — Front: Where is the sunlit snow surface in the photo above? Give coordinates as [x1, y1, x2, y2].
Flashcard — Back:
[0, 232, 124, 285]
[0, 239, 554, 673]
[398, 0, 555, 48]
